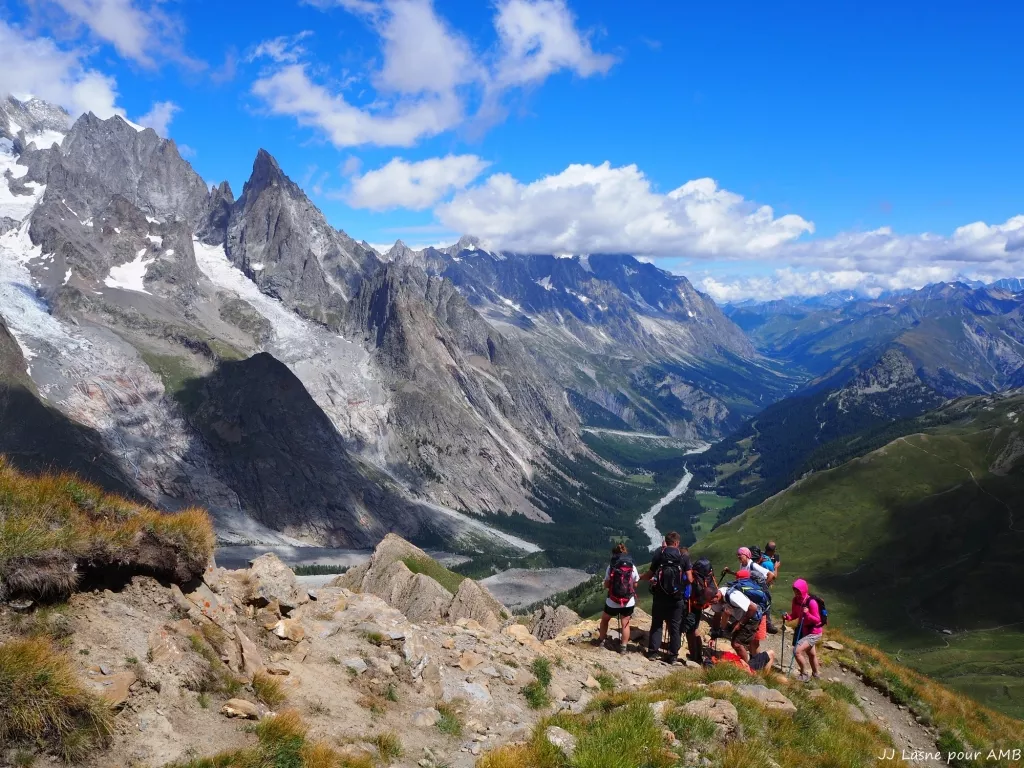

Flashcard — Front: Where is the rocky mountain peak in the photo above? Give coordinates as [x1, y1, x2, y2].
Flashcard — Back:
[243, 148, 300, 200]
[0, 95, 72, 140]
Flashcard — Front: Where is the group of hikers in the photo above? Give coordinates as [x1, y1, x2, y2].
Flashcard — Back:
[591, 532, 826, 681]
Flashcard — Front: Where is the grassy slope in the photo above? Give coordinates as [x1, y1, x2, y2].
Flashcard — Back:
[692, 393, 1024, 718]
[0, 457, 215, 598]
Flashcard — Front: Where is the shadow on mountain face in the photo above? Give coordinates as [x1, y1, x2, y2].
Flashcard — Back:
[0, 384, 138, 498]
[817, 472, 1024, 634]
[175, 352, 427, 549]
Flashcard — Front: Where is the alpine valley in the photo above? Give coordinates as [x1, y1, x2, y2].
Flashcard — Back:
[4, 97, 1024, 722]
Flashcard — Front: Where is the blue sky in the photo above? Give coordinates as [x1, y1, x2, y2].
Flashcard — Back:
[1, 0, 1022, 300]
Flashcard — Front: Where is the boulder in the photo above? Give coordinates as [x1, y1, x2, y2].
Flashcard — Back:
[344, 658, 368, 675]
[649, 700, 673, 722]
[544, 726, 577, 758]
[583, 675, 601, 690]
[412, 708, 441, 727]
[84, 668, 137, 709]
[847, 703, 868, 723]
[147, 628, 184, 665]
[447, 579, 505, 630]
[504, 623, 544, 652]
[221, 699, 260, 719]
[824, 640, 845, 651]
[680, 697, 740, 740]
[459, 650, 486, 671]
[236, 626, 265, 678]
[185, 582, 235, 629]
[247, 554, 305, 613]
[736, 684, 797, 714]
[529, 605, 581, 641]
[708, 680, 735, 695]
[270, 618, 305, 642]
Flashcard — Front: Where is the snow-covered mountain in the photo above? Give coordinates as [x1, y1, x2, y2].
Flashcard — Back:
[0, 96, 788, 550]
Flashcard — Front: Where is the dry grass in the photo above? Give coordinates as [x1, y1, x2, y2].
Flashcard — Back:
[167, 710, 372, 768]
[0, 457, 214, 599]
[829, 629, 1020, 766]
[0, 637, 112, 763]
[252, 672, 287, 707]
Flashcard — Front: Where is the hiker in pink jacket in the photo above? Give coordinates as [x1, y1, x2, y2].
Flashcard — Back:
[783, 578, 824, 681]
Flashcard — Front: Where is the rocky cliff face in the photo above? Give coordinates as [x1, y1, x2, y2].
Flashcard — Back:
[381, 243, 793, 437]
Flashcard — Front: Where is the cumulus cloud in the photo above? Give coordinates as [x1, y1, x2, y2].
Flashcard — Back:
[347, 154, 490, 210]
[492, 0, 616, 88]
[253, 0, 615, 148]
[0, 20, 122, 117]
[136, 100, 179, 136]
[37, 0, 200, 70]
[437, 161, 813, 257]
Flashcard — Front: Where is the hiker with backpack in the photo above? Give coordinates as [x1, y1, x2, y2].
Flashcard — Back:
[783, 577, 827, 681]
[709, 568, 770, 663]
[737, 545, 779, 635]
[708, 577, 765, 667]
[687, 556, 718, 664]
[640, 531, 692, 664]
[593, 543, 640, 654]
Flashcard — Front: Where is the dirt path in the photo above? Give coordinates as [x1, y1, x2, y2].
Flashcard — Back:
[824, 664, 946, 767]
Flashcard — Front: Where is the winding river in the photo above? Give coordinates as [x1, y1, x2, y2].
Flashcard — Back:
[639, 443, 711, 551]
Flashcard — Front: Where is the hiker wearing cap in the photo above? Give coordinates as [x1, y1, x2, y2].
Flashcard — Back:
[593, 543, 640, 654]
[640, 531, 692, 665]
[784, 578, 826, 681]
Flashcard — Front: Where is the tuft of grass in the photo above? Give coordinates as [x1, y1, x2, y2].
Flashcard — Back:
[595, 672, 616, 692]
[372, 731, 403, 762]
[252, 671, 287, 708]
[819, 679, 858, 705]
[188, 633, 243, 696]
[0, 637, 113, 763]
[521, 680, 551, 710]
[197, 692, 210, 710]
[384, 683, 399, 702]
[436, 702, 464, 737]
[307, 699, 330, 716]
[362, 630, 386, 646]
[0, 458, 214, 600]
[11, 748, 36, 768]
[530, 657, 552, 687]
[399, 555, 466, 595]
[665, 710, 717, 746]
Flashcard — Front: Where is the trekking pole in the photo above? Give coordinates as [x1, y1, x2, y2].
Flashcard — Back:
[617, 613, 623, 647]
[786, 617, 804, 675]
[779, 615, 786, 672]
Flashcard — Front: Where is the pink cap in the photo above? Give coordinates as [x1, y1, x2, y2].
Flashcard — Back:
[737, 547, 751, 558]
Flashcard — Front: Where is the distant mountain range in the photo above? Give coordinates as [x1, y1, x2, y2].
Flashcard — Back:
[0, 96, 791, 553]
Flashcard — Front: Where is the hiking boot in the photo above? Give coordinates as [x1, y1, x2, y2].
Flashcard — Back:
[618, 644, 627, 655]
[590, 638, 604, 648]
[661, 655, 678, 665]
[765, 615, 778, 634]
[645, 651, 659, 661]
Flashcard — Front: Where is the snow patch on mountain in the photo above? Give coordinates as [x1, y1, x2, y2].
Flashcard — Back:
[104, 250, 155, 293]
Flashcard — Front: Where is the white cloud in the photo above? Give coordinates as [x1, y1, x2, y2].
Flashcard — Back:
[347, 154, 490, 210]
[249, 31, 313, 64]
[42, 0, 196, 69]
[340, 155, 362, 176]
[434, 159, 1024, 300]
[136, 100, 178, 136]
[255, 0, 615, 148]
[492, 0, 616, 88]
[438, 162, 813, 257]
[178, 143, 196, 158]
[252, 63, 463, 148]
[0, 20, 122, 117]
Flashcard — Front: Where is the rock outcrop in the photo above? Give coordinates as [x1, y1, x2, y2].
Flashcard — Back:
[529, 604, 581, 641]
[338, 534, 507, 629]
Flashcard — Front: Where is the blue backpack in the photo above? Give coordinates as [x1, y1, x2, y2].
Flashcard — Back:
[726, 578, 770, 620]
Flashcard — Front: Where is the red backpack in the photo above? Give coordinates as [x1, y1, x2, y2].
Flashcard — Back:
[608, 556, 636, 606]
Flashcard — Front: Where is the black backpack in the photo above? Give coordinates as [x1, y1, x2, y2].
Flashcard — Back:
[690, 557, 717, 609]
[806, 594, 828, 626]
[653, 547, 685, 598]
[608, 555, 636, 606]
[749, 545, 763, 562]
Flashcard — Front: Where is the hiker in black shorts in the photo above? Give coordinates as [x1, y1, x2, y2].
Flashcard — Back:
[641, 531, 692, 664]
[593, 543, 639, 653]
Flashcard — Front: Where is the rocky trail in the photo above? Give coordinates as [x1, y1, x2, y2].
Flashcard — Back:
[0, 534, 958, 768]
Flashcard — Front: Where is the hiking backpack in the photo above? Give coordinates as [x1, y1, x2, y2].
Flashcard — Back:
[653, 547, 686, 599]
[690, 557, 718, 609]
[726, 577, 770, 619]
[748, 545, 763, 563]
[608, 556, 636, 606]
[806, 594, 828, 626]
